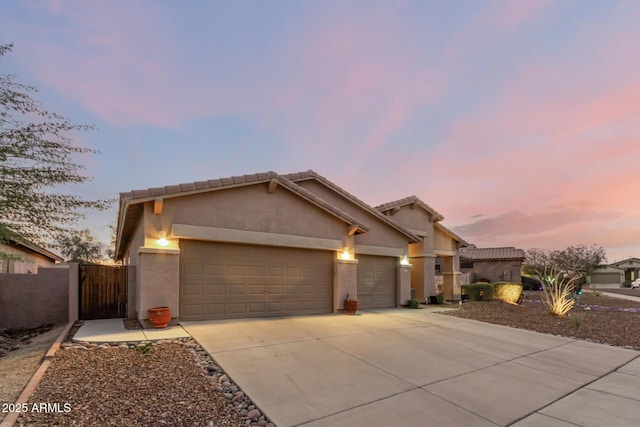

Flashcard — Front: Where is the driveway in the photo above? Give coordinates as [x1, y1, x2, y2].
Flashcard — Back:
[182, 309, 640, 427]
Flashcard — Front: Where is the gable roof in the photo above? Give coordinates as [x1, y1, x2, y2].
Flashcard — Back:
[609, 257, 640, 268]
[459, 246, 525, 261]
[116, 172, 370, 259]
[435, 223, 469, 246]
[375, 195, 445, 222]
[283, 170, 421, 243]
[0, 239, 63, 263]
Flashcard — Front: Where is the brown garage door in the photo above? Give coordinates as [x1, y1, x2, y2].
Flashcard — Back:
[179, 241, 333, 321]
[357, 255, 397, 309]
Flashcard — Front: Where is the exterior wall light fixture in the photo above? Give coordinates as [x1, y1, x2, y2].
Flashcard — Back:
[157, 231, 169, 247]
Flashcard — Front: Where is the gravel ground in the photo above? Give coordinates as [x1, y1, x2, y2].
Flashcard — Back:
[0, 324, 54, 358]
[445, 290, 640, 350]
[14, 338, 274, 427]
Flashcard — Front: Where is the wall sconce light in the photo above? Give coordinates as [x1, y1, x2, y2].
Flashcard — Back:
[157, 231, 169, 247]
[400, 255, 410, 265]
[340, 248, 351, 260]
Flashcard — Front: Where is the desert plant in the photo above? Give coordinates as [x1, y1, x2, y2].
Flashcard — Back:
[408, 299, 420, 309]
[466, 283, 493, 301]
[492, 282, 523, 304]
[572, 316, 582, 330]
[540, 270, 579, 316]
[436, 293, 445, 304]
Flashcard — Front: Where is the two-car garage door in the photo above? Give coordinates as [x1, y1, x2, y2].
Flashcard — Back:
[180, 241, 333, 321]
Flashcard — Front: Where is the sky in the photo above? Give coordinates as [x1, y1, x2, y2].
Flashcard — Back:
[1, 0, 639, 262]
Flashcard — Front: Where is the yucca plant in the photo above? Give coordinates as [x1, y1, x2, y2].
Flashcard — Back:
[539, 267, 579, 316]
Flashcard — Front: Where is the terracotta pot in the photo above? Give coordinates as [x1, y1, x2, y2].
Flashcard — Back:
[345, 299, 359, 315]
[148, 306, 171, 329]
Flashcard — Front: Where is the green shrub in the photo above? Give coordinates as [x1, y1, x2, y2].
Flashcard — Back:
[408, 299, 420, 309]
[466, 283, 494, 301]
[437, 293, 444, 304]
[492, 281, 523, 304]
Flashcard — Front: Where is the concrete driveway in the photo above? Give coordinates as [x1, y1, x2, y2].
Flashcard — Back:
[182, 309, 640, 427]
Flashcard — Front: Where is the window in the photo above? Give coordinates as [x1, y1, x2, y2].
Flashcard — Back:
[460, 262, 474, 269]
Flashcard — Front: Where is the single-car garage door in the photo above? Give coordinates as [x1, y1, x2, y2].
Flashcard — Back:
[180, 241, 333, 321]
[357, 255, 397, 309]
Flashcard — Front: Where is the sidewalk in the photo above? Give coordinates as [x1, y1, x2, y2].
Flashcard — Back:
[73, 319, 190, 343]
[599, 291, 640, 303]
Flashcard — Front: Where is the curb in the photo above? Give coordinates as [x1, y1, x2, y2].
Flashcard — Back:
[0, 322, 74, 427]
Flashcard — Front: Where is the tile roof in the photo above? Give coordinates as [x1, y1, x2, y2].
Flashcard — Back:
[116, 171, 371, 259]
[459, 247, 525, 261]
[283, 170, 420, 243]
[375, 195, 445, 222]
[119, 172, 279, 200]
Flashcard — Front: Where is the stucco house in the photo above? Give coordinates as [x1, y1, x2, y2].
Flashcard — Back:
[587, 258, 639, 286]
[0, 239, 63, 274]
[457, 246, 525, 284]
[115, 170, 467, 323]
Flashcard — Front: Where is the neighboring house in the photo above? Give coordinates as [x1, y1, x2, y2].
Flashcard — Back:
[115, 170, 467, 323]
[586, 265, 625, 286]
[0, 240, 63, 273]
[587, 258, 640, 286]
[609, 258, 640, 283]
[456, 246, 525, 284]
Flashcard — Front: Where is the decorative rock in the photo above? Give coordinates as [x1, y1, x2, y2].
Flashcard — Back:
[240, 408, 248, 416]
[224, 393, 233, 399]
[257, 420, 267, 427]
[222, 381, 231, 387]
[247, 409, 261, 420]
[230, 385, 238, 394]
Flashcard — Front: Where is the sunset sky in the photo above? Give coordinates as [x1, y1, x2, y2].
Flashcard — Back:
[1, 0, 639, 262]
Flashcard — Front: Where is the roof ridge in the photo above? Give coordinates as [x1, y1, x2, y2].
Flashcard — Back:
[282, 171, 420, 242]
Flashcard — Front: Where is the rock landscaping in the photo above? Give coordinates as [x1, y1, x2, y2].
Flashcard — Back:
[445, 290, 640, 350]
[15, 336, 274, 427]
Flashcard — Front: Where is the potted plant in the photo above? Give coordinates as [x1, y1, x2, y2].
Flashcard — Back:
[344, 293, 359, 315]
[148, 306, 171, 328]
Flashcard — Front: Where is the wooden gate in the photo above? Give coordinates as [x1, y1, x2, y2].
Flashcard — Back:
[79, 264, 128, 320]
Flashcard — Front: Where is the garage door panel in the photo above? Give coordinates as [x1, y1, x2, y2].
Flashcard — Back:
[183, 283, 204, 296]
[357, 255, 397, 309]
[180, 241, 332, 320]
[206, 284, 226, 296]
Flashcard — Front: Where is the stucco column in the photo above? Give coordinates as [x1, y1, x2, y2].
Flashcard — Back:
[68, 263, 79, 322]
[138, 248, 180, 322]
[408, 254, 436, 303]
[397, 263, 412, 305]
[334, 258, 358, 311]
[442, 255, 462, 301]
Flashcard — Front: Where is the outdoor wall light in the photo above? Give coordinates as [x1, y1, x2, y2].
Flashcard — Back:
[157, 231, 169, 247]
[400, 255, 410, 265]
[340, 249, 351, 260]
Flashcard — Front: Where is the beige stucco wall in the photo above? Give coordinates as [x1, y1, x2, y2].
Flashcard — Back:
[335, 259, 358, 310]
[0, 242, 57, 274]
[296, 180, 411, 249]
[137, 249, 180, 322]
[460, 260, 523, 283]
[397, 264, 412, 305]
[434, 227, 456, 252]
[147, 184, 347, 242]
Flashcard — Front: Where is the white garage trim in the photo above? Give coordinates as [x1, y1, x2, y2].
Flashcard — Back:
[355, 245, 404, 257]
[172, 223, 342, 251]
